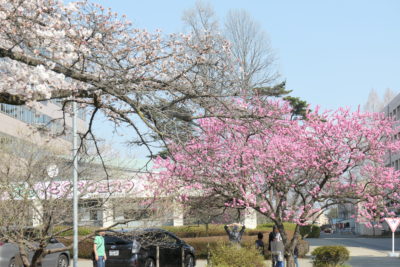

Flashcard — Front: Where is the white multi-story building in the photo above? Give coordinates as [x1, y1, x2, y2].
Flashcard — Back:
[383, 94, 400, 170]
[0, 101, 86, 147]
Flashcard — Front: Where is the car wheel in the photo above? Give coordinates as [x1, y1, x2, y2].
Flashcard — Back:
[9, 258, 16, 267]
[185, 255, 194, 267]
[57, 254, 69, 267]
[145, 258, 155, 267]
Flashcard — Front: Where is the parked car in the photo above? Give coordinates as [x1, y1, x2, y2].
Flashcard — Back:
[0, 237, 69, 267]
[97, 228, 195, 267]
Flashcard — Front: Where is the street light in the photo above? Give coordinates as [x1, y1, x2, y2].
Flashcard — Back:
[72, 101, 79, 267]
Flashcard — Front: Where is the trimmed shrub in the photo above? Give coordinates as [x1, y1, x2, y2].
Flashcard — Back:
[300, 225, 321, 238]
[256, 222, 297, 232]
[164, 223, 297, 238]
[311, 246, 350, 267]
[58, 237, 94, 259]
[208, 243, 265, 267]
[163, 225, 227, 238]
[53, 225, 97, 237]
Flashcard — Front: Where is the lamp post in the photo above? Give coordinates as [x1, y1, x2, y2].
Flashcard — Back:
[72, 101, 79, 267]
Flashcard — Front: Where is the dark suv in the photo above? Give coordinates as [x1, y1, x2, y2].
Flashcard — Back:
[100, 228, 195, 267]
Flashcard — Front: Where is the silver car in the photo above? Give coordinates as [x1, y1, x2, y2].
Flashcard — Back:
[0, 238, 69, 267]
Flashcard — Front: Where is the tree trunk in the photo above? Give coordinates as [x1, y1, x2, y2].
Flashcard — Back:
[205, 223, 210, 265]
[30, 249, 45, 267]
[286, 254, 295, 267]
[17, 243, 31, 267]
[274, 222, 301, 267]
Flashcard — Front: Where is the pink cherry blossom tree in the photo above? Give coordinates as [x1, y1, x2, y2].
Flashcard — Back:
[152, 97, 400, 267]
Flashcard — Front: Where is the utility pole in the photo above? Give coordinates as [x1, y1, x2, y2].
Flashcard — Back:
[72, 101, 79, 267]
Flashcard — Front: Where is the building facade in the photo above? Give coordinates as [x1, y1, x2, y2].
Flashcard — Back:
[0, 101, 86, 147]
[0, 100, 258, 229]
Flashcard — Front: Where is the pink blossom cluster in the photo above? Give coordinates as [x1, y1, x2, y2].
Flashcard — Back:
[151, 98, 400, 226]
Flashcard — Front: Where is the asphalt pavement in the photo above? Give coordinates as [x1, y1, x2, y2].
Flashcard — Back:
[306, 233, 400, 267]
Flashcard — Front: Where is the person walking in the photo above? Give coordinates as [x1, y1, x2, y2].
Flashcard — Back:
[273, 234, 284, 267]
[93, 231, 107, 267]
[224, 223, 246, 244]
[294, 243, 299, 267]
[268, 226, 279, 266]
[255, 232, 265, 256]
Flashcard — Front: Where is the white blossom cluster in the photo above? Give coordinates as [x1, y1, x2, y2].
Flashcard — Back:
[0, 0, 237, 106]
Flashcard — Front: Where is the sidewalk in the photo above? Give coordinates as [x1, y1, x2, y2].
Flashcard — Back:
[307, 245, 399, 267]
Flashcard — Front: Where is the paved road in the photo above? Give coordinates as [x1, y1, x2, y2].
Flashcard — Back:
[307, 233, 400, 267]
[310, 232, 400, 252]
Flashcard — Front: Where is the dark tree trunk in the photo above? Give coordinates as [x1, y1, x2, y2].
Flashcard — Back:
[275, 222, 301, 267]
[30, 249, 45, 267]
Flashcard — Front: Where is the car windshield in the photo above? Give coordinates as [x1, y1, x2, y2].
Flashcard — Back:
[106, 230, 180, 248]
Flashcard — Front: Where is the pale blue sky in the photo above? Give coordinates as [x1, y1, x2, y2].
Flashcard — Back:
[90, 0, 400, 161]
[91, 0, 400, 109]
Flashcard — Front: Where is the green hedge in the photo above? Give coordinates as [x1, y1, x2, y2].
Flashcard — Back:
[53, 225, 97, 237]
[163, 223, 297, 238]
[183, 236, 309, 260]
[311, 246, 350, 267]
[256, 222, 297, 232]
[163, 225, 268, 238]
[300, 225, 321, 238]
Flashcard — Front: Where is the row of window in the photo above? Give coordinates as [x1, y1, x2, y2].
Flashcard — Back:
[0, 103, 72, 141]
[0, 103, 57, 125]
[391, 159, 400, 171]
[48, 99, 86, 120]
[388, 105, 400, 120]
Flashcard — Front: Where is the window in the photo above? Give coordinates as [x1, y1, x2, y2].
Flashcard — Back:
[397, 106, 400, 120]
[105, 235, 129, 245]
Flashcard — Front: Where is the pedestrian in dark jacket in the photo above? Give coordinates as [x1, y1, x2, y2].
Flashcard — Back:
[255, 232, 265, 255]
